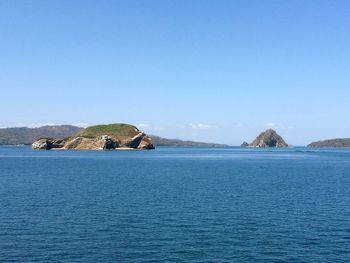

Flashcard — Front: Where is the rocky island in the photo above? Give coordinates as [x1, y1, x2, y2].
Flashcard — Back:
[242, 129, 288, 147]
[240, 141, 249, 147]
[32, 123, 155, 150]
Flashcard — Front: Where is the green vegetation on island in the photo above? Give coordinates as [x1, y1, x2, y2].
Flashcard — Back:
[75, 124, 138, 138]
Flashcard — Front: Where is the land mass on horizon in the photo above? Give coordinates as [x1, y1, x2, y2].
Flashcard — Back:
[0, 125, 229, 148]
[308, 138, 350, 148]
[0, 124, 349, 148]
[32, 124, 155, 150]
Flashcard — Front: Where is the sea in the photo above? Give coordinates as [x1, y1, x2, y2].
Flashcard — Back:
[0, 146, 349, 262]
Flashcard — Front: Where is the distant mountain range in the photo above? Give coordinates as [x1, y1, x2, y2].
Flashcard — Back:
[2, 125, 349, 148]
[149, 135, 229, 147]
[307, 138, 350, 147]
[0, 125, 229, 147]
[0, 125, 82, 145]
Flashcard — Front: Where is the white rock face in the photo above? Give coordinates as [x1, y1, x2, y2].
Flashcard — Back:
[32, 139, 48, 149]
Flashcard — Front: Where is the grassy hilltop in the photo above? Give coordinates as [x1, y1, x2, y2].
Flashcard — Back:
[75, 124, 139, 138]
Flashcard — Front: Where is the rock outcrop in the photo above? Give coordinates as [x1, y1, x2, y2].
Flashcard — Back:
[240, 141, 249, 147]
[122, 132, 146, 148]
[32, 139, 66, 150]
[62, 136, 117, 150]
[32, 124, 155, 150]
[249, 129, 288, 147]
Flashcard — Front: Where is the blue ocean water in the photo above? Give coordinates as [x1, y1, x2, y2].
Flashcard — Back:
[0, 146, 349, 262]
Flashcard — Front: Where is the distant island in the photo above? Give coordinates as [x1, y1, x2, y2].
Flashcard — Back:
[150, 135, 228, 147]
[307, 138, 350, 147]
[32, 124, 154, 150]
[241, 129, 288, 147]
[0, 124, 228, 148]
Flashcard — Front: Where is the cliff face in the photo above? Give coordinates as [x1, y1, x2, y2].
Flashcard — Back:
[249, 129, 288, 147]
[32, 124, 155, 150]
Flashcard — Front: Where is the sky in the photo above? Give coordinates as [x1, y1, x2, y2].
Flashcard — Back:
[0, 0, 349, 145]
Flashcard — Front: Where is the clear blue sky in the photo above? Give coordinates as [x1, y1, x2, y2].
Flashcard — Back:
[0, 0, 349, 145]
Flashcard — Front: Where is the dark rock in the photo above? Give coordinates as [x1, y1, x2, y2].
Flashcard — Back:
[50, 139, 66, 148]
[240, 141, 249, 147]
[101, 135, 117, 150]
[122, 132, 145, 148]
